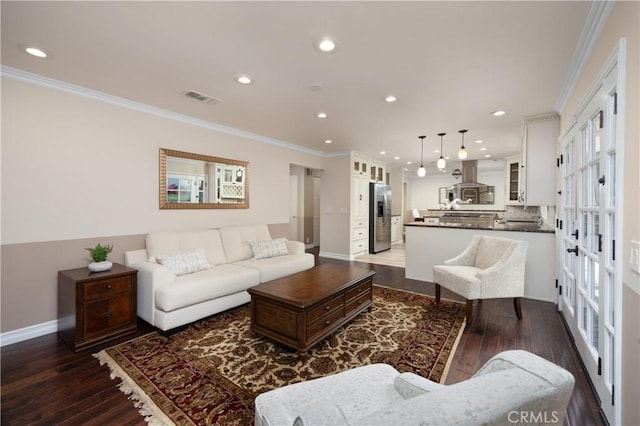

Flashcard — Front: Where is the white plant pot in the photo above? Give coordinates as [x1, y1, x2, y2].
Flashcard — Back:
[88, 261, 112, 272]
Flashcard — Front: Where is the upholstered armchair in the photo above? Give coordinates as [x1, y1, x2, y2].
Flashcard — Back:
[254, 350, 575, 426]
[433, 235, 528, 324]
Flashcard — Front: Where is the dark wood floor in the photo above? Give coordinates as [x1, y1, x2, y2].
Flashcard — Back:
[1, 251, 603, 425]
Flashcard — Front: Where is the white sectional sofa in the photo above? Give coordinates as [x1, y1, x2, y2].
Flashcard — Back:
[124, 225, 315, 331]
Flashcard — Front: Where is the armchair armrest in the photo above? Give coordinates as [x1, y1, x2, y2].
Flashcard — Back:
[130, 261, 176, 325]
[443, 235, 481, 266]
[394, 372, 445, 399]
[476, 241, 527, 298]
[285, 239, 306, 255]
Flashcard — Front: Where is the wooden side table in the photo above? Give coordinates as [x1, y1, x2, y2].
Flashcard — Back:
[57, 263, 137, 352]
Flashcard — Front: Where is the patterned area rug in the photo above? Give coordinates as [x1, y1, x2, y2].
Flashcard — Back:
[95, 286, 465, 425]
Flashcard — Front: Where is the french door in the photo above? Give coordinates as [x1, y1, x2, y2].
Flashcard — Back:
[558, 56, 623, 423]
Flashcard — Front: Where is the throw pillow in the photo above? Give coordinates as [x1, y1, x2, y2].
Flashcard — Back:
[156, 248, 211, 276]
[250, 238, 289, 260]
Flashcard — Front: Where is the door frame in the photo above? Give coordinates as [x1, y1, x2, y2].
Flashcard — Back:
[557, 38, 626, 424]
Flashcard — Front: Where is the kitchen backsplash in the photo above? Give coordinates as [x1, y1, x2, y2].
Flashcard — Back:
[504, 205, 556, 227]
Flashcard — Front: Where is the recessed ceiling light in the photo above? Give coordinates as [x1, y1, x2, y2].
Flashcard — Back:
[380, 151, 386, 155]
[384, 95, 397, 103]
[434, 150, 440, 153]
[445, 156, 450, 160]
[21, 45, 49, 58]
[317, 112, 327, 119]
[325, 139, 332, 144]
[236, 75, 252, 84]
[475, 139, 484, 144]
[315, 38, 337, 52]
[404, 168, 409, 171]
[406, 161, 412, 165]
[394, 156, 400, 160]
[491, 110, 506, 117]
[485, 154, 492, 158]
[480, 147, 487, 151]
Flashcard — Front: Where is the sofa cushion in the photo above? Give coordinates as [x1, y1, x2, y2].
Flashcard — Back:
[220, 225, 272, 263]
[433, 265, 482, 300]
[250, 238, 289, 260]
[156, 248, 211, 276]
[147, 229, 228, 266]
[155, 264, 259, 312]
[234, 253, 315, 283]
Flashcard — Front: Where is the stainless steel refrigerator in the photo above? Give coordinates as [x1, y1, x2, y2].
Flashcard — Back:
[369, 183, 392, 253]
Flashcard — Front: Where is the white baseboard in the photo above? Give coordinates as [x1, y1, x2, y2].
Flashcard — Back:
[319, 251, 353, 261]
[0, 319, 58, 347]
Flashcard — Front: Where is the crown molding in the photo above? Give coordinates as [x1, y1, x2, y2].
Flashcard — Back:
[1, 66, 328, 158]
[554, 1, 616, 113]
[523, 112, 561, 124]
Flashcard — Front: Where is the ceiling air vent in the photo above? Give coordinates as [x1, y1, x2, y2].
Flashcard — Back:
[183, 90, 220, 104]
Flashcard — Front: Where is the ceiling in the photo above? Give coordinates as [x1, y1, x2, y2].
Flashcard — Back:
[1, 1, 594, 175]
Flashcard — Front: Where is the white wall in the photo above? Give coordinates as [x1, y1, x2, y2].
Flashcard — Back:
[319, 155, 351, 258]
[1, 77, 323, 244]
[0, 75, 324, 332]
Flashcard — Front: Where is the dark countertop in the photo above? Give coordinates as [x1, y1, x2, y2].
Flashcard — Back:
[404, 221, 555, 234]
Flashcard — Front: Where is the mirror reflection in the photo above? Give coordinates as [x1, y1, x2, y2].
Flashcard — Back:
[160, 148, 249, 209]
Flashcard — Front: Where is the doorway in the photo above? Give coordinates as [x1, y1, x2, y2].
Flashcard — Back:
[557, 42, 624, 424]
[289, 165, 321, 246]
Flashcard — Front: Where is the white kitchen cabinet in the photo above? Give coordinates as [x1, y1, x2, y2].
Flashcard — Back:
[504, 155, 523, 204]
[352, 218, 369, 253]
[521, 113, 560, 205]
[351, 174, 370, 254]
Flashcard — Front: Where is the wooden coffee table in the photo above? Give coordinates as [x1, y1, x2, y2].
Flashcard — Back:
[248, 263, 375, 352]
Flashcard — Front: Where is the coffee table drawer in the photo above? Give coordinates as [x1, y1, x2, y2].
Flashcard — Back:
[345, 278, 372, 301]
[307, 309, 344, 340]
[345, 291, 371, 316]
[307, 294, 344, 323]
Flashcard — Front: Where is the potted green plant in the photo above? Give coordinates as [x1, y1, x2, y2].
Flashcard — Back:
[86, 243, 113, 272]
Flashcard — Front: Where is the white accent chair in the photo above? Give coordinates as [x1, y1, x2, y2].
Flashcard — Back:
[433, 235, 528, 324]
[254, 350, 575, 426]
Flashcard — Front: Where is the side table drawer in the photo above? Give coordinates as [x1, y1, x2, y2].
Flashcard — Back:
[83, 294, 133, 338]
[83, 276, 132, 301]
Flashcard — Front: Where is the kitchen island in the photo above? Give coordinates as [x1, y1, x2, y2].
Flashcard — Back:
[405, 222, 556, 303]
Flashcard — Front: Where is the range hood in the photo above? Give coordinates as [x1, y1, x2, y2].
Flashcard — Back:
[446, 160, 495, 204]
[460, 160, 482, 185]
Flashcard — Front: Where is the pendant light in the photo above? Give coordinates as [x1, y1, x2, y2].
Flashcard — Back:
[417, 135, 426, 177]
[437, 133, 446, 170]
[458, 129, 468, 160]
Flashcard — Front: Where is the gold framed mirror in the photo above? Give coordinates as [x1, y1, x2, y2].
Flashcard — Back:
[159, 148, 249, 209]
